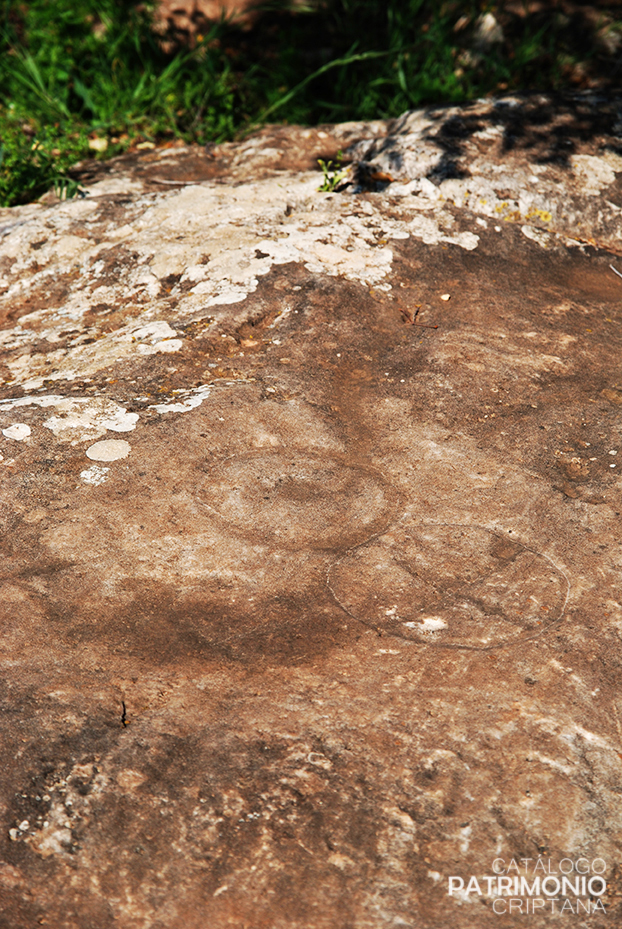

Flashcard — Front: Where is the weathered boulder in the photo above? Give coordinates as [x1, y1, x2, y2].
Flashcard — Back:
[1, 95, 622, 928]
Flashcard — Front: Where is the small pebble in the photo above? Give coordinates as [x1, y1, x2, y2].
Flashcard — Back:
[440, 294, 451, 301]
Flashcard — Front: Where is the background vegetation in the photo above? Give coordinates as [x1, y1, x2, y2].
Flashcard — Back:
[1, 0, 622, 206]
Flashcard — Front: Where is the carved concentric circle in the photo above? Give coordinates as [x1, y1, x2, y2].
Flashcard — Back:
[328, 523, 569, 649]
[199, 451, 398, 550]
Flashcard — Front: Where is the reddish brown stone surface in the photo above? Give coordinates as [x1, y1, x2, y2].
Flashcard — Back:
[1, 97, 622, 927]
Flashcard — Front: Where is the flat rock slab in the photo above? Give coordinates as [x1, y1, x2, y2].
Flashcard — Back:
[1, 95, 622, 928]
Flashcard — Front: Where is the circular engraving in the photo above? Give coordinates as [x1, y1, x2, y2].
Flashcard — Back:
[199, 451, 398, 550]
[328, 523, 569, 649]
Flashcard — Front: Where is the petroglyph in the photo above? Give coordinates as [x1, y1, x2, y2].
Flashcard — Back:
[328, 523, 569, 649]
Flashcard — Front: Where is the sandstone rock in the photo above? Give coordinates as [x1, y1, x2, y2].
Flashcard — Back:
[1, 96, 622, 927]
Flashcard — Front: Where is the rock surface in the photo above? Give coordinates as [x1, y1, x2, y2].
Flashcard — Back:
[1, 94, 622, 928]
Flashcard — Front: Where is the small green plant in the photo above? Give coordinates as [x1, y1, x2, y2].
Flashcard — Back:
[317, 150, 347, 192]
[0, 121, 91, 206]
[53, 175, 86, 200]
[0, 0, 238, 206]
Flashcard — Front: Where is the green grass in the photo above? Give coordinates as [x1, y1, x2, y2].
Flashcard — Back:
[2, 0, 622, 206]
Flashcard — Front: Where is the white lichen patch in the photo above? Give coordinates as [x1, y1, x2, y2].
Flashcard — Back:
[0, 395, 67, 411]
[80, 465, 110, 486]
[86, 439, 131, 461]
[131, 320, 177, 347]
[1, 423, 31, 440]
[128, 320, 183, 355]
[0, 200, 99, 273]
[4, 316, 183, 390]
[570, 154, 617, 195]
[2, 100, 622, 400]
[43, 398, 139, 441]
[150, 385, 211, 414]
[416, 616, 448, 632]
[0, 384, 222, 449]
[521, 224, 552, 248]
[408, 213, 479, 250]
[0, 168, 478, 390]
[134, 176, 402, 299]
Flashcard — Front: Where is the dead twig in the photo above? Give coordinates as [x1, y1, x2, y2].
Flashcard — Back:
[150, 176, 196, 186]
[400, 306, 439, 329]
